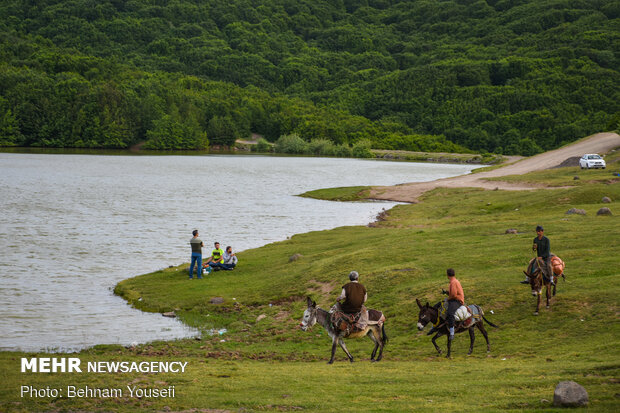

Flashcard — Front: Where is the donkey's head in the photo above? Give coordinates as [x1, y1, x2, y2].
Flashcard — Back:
[416, 298, 435, 331]
[300, 297, 317, 331]
[524, 268, 543, 296]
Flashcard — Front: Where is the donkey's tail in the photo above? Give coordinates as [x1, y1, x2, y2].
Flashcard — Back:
[482, 315, 499, 328]
[381, 324, 388, 344]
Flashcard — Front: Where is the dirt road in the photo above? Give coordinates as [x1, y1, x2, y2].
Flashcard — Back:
[369, 132, 620, 203]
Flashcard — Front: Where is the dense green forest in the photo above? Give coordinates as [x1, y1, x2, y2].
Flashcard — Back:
[0, 0, 618, 154]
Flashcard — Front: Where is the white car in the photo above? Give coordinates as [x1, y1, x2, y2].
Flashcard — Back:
[579, 154, 606, 169]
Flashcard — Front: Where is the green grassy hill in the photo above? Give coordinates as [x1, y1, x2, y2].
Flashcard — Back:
[2, 154, 617, 412]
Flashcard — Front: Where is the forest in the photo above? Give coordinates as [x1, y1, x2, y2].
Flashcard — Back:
[0, 0, 618, 154]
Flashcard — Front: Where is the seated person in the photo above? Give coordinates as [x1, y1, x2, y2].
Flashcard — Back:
[203, 242, 224, 269]
[209, 245, 237, 271]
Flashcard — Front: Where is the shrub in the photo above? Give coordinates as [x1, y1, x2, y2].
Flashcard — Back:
[352, 139, 373, 158]
[255, 138, 272, 153]
[275, 133, 308, 154]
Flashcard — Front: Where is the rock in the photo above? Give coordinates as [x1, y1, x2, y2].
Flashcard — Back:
[573, 176, 580, 180]
[602, 196, 612, 203]
[596, 207, 612, 216]
[162, 312, 176, 318]
[566, 208, 586, 215]
[289, 253, 303, 262]
[505, 229, 518, 234]
[553, 381, 588, 407]
[209, 297, 225, 304]
[256, 314, 267, 322]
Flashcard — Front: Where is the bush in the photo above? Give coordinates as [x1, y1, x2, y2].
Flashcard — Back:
[352, 139, 373, 158]
[334, 144, 352, 157]
[308, 138, 336, 156]
[274, 133, 308, 154]
[255, 138, 272, 153]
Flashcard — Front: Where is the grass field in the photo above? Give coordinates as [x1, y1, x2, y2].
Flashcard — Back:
[1, 156, 619, 412]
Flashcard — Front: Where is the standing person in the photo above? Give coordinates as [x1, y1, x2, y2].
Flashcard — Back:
[209, 246, 238, 271]
[205, 242, 225, 270]
[443, 268, 464, 340]
[189, 230, 203, 279]
[530, 225, 554, 285]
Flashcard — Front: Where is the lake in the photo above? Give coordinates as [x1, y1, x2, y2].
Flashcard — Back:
[0, 153, 478, 352]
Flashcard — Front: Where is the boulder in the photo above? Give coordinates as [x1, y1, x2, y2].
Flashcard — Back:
[505, 229, 518, 234]
[209, 297, 225, 304]
[256, 314, 267, 322]
[596, 207, 612, 216]
[566, 208, 586, 215]
[162, 312, 176, 318]
[553, 381, 588, 407]
[289, 253, 303, 262]
[602, 196, 612, 203]
[573, 176, 580, 180]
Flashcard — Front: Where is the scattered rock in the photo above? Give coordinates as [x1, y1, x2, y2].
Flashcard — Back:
[566, 208, 586, 215]
[162, 312, 176, 318]
[602, 196, 612, 203]
[505, 229, 518, 234]
[573, 176, 580, 180]
[289, 253, 303, 262]
[596, 207, 612, 216]
[209, 297, 225, 304]
[256, 314, 267, 322]
[554, 381, 588, 407]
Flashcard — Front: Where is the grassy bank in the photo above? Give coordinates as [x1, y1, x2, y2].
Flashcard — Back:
[2, 163, 619, 412]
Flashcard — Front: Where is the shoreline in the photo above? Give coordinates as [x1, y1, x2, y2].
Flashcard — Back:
[0, 146, 502, 165]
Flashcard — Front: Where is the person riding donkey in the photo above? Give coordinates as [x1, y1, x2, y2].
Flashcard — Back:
[522, 225, 554, 285]
[442, 268, 464, 340]
[331, 271, 370, 335]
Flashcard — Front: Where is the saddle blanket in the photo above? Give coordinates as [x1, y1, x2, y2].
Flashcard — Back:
[439, 300, 482, 328]
[330, 304, 369, 334]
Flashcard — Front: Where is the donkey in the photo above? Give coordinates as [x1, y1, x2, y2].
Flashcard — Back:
[416, 298, 497, 358]
[523, 257, 561, 315]
[300, 297, 387, 364]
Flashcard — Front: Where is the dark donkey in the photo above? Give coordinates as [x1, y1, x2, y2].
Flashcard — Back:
[416, 298, 497, 358]
[300, 297, 387, 364]
[523, 257, 563, 315]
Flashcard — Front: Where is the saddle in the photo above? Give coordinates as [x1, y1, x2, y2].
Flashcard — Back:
[330, 305, 384, 335]
[528, 254, 564, 282]
[331, 310, 364, 335]
[437, 300, 483, 329]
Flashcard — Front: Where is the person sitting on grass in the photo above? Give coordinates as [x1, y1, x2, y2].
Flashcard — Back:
[209, 246, 238, 271]
[203, 242, 224, 272]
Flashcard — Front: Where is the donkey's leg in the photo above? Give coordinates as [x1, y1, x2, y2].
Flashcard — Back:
[328, 337, 338, 364]
[368, 329, 379, 361]
[375, 327, 385, 361]
[546, 285, 551, 309]
[467, 327, 475, 355]
[534, 294, 541, 316]
[446, 335, 453, 358]
[431, 332, 443, 354]
[339, 339, 354, 363]
[477, 322, 491, 352]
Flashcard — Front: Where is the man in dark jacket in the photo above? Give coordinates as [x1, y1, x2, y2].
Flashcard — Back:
[523, 225, 554, 284]
[336, 271, 367, 314]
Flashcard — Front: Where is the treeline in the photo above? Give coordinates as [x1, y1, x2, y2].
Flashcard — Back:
[0, 0, 618, 154]
[0, 34, 464, 152]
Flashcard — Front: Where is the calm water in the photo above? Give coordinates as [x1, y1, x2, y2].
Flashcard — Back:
[0, 153, 476, 352]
